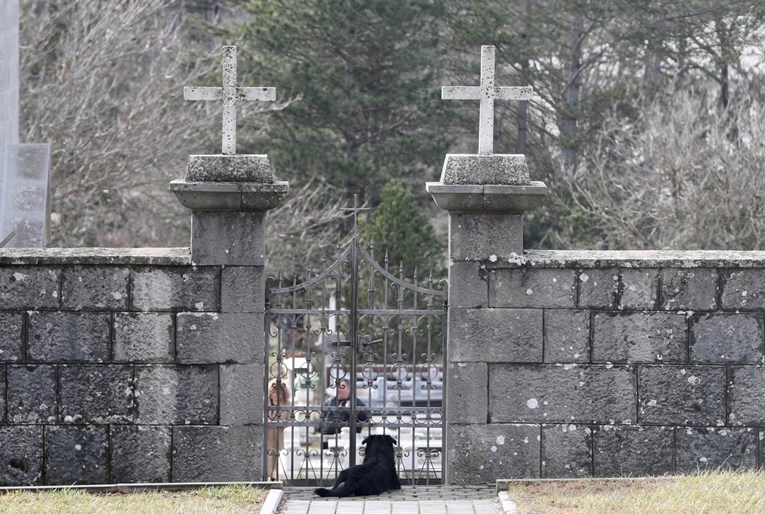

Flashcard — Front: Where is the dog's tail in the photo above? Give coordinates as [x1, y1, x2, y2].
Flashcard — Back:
[313, 486, 354, 498]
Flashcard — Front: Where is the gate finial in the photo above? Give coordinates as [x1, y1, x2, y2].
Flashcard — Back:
[341, 194, 371, 238]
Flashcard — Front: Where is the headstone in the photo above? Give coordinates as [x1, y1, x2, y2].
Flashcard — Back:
[0, 0, 20, 169]
[0, 144, 51, 247]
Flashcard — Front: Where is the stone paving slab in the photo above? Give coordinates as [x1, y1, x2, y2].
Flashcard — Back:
[277, 486, 502, 514]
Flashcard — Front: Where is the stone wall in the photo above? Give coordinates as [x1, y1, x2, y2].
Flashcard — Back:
[0, 248, 264, 485]
[446, 250, 765, 483]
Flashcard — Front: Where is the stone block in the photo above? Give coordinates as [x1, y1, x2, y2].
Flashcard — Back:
[578, 268, 619, 309]
[489, 364, 636, 424]
[489, 269, 576, 308]
[131, 266, 219, 312]
[448, 262, 488, 309]
[447, 424, 540, 483]
[721, 269, 765, 311]
[0, 366, 4, 423]
[592, 312, 687, 363]
[220, 364, 264, 425]
[449, 213, 523, 261]
[638, 366, 725, 425]
[191, 211, 266, 266]
[541, 424, 592, 478]
[7, 365, 56, 424]
[186, 154, 274, 182]
[544, 310, 590, 363]
[620, 269, 659, 310]
[0, 426, 43, 485]
[135, 365, 218, 424]
[448, 308, 542, 362]
[0, 312, 23, 362]
[221, 266, 265, 313]
[61, 266, 129, 310]
[593, 425, 674, 477]
[728, 366, 765, 425]
[113, 312, 174, 362]
[0, 267, 59, 309]
[172, 425, 262, 482]
[27, 312, 110, 363]
[176, 312, 263, 364]
[45, 425, 108, 485]
[446, 362, 488, 424]
[660, 268, 718, 311]
[59, 365, 135, 424]
[676, 427, 757, 472]
[690, 313, 764, 363]
[111, 426, 172, 483]
[440, 154, 529, 185]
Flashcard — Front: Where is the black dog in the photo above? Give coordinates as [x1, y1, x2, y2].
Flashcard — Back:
[314, 434, 401, 497]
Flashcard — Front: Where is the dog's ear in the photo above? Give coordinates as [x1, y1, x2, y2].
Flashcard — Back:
[385, 434, 397, 445]
[362, 436, 370, 445]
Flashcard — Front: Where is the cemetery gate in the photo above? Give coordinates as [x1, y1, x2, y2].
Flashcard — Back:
[264, 205, 447, 486]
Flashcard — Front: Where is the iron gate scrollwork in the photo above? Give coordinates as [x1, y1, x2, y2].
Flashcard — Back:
[264, 203, 447, 486]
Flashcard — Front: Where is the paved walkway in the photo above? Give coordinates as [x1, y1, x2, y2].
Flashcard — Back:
[277, 485, 503, 514]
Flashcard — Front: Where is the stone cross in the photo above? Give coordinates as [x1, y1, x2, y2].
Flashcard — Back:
[184, 46, 276, 155]
[442, 45, 533, 155]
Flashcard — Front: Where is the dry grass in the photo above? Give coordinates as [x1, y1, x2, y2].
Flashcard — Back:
[0, 485, 267, 514]
[507, 471, 765, 514]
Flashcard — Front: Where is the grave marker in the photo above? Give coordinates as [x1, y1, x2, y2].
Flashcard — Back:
[0, 143, 51, 247]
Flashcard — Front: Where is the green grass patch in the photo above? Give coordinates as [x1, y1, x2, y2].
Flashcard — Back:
[507, 470, 765, 514]
[0, 485, 267, 514]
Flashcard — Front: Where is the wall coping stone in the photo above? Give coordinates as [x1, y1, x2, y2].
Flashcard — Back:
[485, 250, 765, 269]
[0, 248, 191, 265]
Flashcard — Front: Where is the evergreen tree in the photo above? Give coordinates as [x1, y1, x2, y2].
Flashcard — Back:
[363, 180, 444, 276]
[236, 0, 453, 200]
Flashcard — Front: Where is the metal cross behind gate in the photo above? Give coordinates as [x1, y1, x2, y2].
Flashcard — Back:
[264, 196, 447, 486]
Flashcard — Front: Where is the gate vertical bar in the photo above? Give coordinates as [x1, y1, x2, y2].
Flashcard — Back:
[348, 195, 360, 467]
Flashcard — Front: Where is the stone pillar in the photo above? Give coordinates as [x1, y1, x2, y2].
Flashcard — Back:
[0, 0, 20, 183]
[427, 153, 547, 484]
[170, 154, 287, 481]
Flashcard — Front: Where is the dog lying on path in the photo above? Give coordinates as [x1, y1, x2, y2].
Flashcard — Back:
[314, 434, 401, 497]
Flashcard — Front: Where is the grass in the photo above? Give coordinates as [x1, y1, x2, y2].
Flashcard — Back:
[0, 485, 268, 514]
[506, 470, 765, 514]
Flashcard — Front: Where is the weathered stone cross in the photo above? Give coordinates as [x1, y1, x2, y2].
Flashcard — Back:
[184, 46, 275, 155]
[442, 45, 533, 155]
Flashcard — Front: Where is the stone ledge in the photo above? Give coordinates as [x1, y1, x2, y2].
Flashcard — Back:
[0, 248, 191, 266]
[169, 180, 289, 212]
[427, 182, 548, 213]
[486, 250, 765, 269]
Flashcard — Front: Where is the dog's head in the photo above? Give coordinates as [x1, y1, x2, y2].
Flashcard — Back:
[361, 434, 397, 462]
[362, 434, 397, 447]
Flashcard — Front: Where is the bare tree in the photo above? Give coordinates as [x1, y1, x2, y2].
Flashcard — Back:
[559, 84, 765, 250]
[265, 178, 352, 270]
[20, 0, 276, 247]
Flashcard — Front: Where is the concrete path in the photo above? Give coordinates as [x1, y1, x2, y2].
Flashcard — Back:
[276, 485, 503, 514]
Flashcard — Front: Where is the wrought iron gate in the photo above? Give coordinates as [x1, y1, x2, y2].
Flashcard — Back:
[264, 203, 447, 486]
